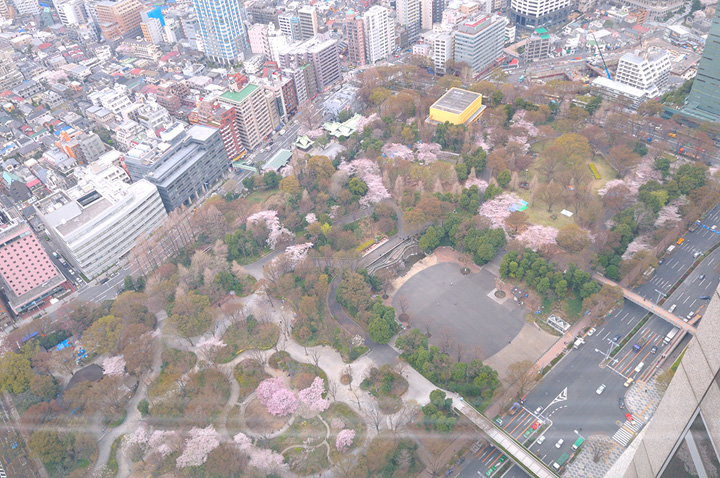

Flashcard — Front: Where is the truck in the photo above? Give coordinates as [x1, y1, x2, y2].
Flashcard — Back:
[573, 337, 585, 349]
[633, 337, 648, 352]
[553, 453, 570, 470]
[666, 245, 676, 255]
[572, 437, 585, 450]
[689, 220, 701, 232]
[663, 327, 679, 345]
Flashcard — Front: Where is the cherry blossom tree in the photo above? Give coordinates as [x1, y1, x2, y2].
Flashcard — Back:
[249, 447, 288, 473]
[356, 113, 379, 130]
[284, 243, 314, 266]
[464, 177, 488, 191]
[382, 143, 413, 160]
[622, 234, 653, 260]
[195, 336, 227, 363]
[336, 429, 356, 452]
[256, 378, 298, 416]
[654, 204, 682, 227]
[507, 136, 530, 154]
[305, 128, 325, 139]
[512, 110, 539, 137]
[476, 133, 492, 152]
[102, 355, 126, 376]
[148, 430, 180, 458]
[331, 418, 345, 429]
[479, 193, 523, 228]
[516, 225, 559, 251]
[339, 158, 391, 206]
[124, 423, 150, 447]
[305, 213, 317, 224]
[176, 426, 221, 468]
[598, 179, 630, 197]
[298, 376, 329, 412]
[247, 210, 292, 248]
[233, 432, 252, 452]
[415, 142, 442, 163]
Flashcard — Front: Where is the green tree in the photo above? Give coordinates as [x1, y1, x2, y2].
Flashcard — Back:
[369, 316, 393, 344]
[28, 431, 67, 465]
[674, 163, 706, 195]
[348, 177, 369, 196]
[0, 351, 32, 394]
[654, 156, 671, 178]
[262, 170, 280, 189]
[497, 169, 511, 188]
[455, 163, 468, 181]
[419, 226, 440, 251]
[584, 96, 602, 114]
[123, 275, 134, 291]
[554, 279, 568, 297]
[242, 175, 255, 190]
[167, 292, 213, 341]
[279, 174, 301, 196]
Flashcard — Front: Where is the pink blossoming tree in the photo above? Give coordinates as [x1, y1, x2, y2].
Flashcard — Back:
[479, 193, 523, 228]
[249, 447, 288, 473]
[382, 143, 413, 160]
[284, 242, 314, 266]
[516, 225, 559, 251]
[247, 210, 292, 248]
[148, 430, 180, 458]
[305, 212, 317, 224]
[102, 355, 126, 376]
[336, 429, 356, 452]
[298, 376, 329, 412]
[195, 336, 227, 363]
[176, 426, 221, 468]
[339, 159, 391, 206]
[415, 142, 442, 163]
[256, 378, 298, 416]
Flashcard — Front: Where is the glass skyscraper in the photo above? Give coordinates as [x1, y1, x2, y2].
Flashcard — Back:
[192, 0, 248, 63]
[683, 7, 720, 123]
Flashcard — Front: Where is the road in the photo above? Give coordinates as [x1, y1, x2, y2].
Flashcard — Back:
[482, 200, 720, 475]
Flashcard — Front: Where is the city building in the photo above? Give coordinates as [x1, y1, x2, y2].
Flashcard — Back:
[621, 0, 682, 22]
[278, 36, 341, 92]
[682, 7, 720, 123]
[94, 0, 144, 41]
[427, 87, 486, 124]
[428, 31, 453, 73]
[298, 5, 318, 40]
[614, 50, 670, 98]
[124, 124, 230, 212]
[396, 0, 421, 44]
[267, 24, 289, 64]
[135, 101, 171, 131]
[192, 0, 249, 62]
[0, 209, 66, 316]
[248, 3, 278, 27]
[218, 85, 280, 151]
[248, 23, 271, 59]
[192, 95, 245, 162]
[422, 0, 433, 30]
[10, 0, 39, 16]
[0, 0, 15, 19]
[611, 284, 720, 478]
[364, 6, 394, 64]
[345, 11, 366, 67]
[141, 8, 164, 44]
[510, 0, 571, 28]
[53, 0, 86, 27]
[591, 76, 649, 109]
[524, 27, 550, 60]
[278, 12, 301, 41]
[35, 170, 167, 279]
[453, 14, 509, 74]
[88, 88, 132, 115]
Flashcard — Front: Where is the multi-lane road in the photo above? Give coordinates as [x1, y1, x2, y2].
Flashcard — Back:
[467, 201, 720, 475]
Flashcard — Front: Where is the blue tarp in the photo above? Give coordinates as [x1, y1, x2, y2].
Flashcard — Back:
[56, 339, 71, 351]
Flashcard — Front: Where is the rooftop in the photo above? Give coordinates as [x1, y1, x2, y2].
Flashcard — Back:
[220, 84, 259, 106]
[264, 149, 292, 172]
[430, 88, 483, 115]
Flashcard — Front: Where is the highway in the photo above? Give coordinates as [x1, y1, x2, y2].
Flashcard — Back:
[476, 200, 720, 475]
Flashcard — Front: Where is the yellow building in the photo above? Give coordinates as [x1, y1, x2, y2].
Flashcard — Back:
[427, 88, 486, 125]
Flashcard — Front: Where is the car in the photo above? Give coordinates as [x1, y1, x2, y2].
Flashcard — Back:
[713, 225, 717, 230]
[455, 457, 465, 466]
[596, 384, 606, 395]
[700, 274, 706, 280]
[495, 418, 503, 425]
[555, 439, 564, 449]
[659, 259, 664, 264]
[536, 435, 546, 445]
[613, 334, 622, 342]
[651, 346, 658, 354]
[523, 429, 533, 439]
[701, 295, 711, 300]
[619, 397, 625, 409]
[587, 327, 596, 336]
[625, 413, 634, 423]
[100, 278, 109, 285]
[624, 377, 634, 387]
[499, 455, 507, 463]
[687, 311, 695, 320]
[532, 421, 539, 430]
[445, 468, 454, 476]
[395, 54, 399, 58]
[535, 406, 543, 415]
[694, 251, 701, 258]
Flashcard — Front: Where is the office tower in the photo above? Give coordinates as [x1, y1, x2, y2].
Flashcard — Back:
[0, 209, 66, 315]
[192, 0, 249, 62]
[613, 285, 720, 478]
[10, 0, 38, 16]
[36, 171, 166, 279]
[453, 14, 508, 74]
[53, 0, 86, 26]
[346, 11, 366, 67]
[396, 0, 421, 44]
[194, 96, 245, 162]
[524, 28, 551, 60]
[510, 0, 570, 28]
[248, 23, 271, 58]
[428, 31, 453, 73]
[364, 6, 394, 64]
[0, 0, 15, 20]
[279, 12, 301, 41]
[421, 0, 444, 29]
[141, 9, 164, 44]
[124, 124, 229, 211]
[298, 5, 318, 40]
[278, 37, 340, 92]
[614, 50, 671, 98]
[94, 0, 143, 41]
[683, 7, 720, 123]
[267, 25, 289, 64]
[218, 85, 281, 151]
[248, 3, 278, 27]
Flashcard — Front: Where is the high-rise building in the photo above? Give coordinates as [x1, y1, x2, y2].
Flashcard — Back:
[36, 168, 167, 279]
[267, 25, 289, 64]
[193, 95, 245, 162]
[614, 50, 671, 98]
[396, 0, 421, 44]
[298, 5, 318, 40]
[364, 6, 394, 64]
[278, 12, 301, 41]
[421, 0, 445, 29]
[0, 209, 66, 315]
[53, 0, 86, 26]
[510, 0, 570, 28]
[612, 284, 720, 478]
[453, 14, 508, 74]
[0, 0, 16, 20]
[94, 0, 144, 41]
[682, 8, 720, 123]
[10, 0, 38, 16]
[248, 23, 271, 58]
[218, 85, 281, 151]
[524, 27, 551, 60]
[428, 31, 453, 73]
[248, 3, 278, 27]
[278, 36, 341, 92]
[192, 0, 249, 62]
[346, 11, 366, 67]
[124, 123, 230, 211]
[141, 8, 164, 44]
[620, 0, 681, 21]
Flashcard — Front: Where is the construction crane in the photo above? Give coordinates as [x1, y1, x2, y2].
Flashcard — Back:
[591, 32, 612, 80]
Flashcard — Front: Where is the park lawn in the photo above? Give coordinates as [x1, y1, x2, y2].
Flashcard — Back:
[148, 348, 197, 399]
[268, 416, 327, 454]
[323, 402, 366, 462]
[217, 322, 280, 363]
[269, 351, 328, 390]
[530, 139, 550, 154]
[562, 293, 584, 321]
[588, 154, 617, 192]
[245, 188, 279, 204]
[513, 190, 575, 229]
[284, 444, 330, 476]
[233, 359, 271, 401]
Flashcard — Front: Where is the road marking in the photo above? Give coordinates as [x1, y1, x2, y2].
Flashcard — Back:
[690, 299, 697, 308]
[684, 296, 690, 304]
[547, 388, 567, 409]
[621, 312, 629, 322]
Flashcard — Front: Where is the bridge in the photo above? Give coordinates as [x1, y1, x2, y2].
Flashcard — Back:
[456, 401, 559, 478]
[593, 274, 697, 335]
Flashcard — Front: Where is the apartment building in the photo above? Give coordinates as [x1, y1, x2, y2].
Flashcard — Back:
[428, 31, 453, 73]
[248, 23, 271, 59]
[298, 5, 319, 40]
[279, 12, 301, 41]
[218, 85, 280, 151]
[94, 0, 144, 41]
[364, 6, 394, 64]
[453, 14, 509, 74]
[141, 9, 164, 44]
[614, 50, 671, 98]
[193, 95, 245, 162]
[524, 27, 551, 60]
[278, 36, 340, 92]
[88, 88, 132, 114]
[510, 0, 570, 28]
[135, 102, 171, 131]
[396, 0, 421, 44]
[52, 0, 86, 26]
[346, 11, 366, 67]
[36, 171, 166, 279]
[192, 0, 249, 62]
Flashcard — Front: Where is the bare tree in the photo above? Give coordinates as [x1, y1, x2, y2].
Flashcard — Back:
[388, 400, 419, 437]
[505, 360, 539, 397]
[249, 349, 267, 369]
[456, 342, 466, 363]
[587, 438, 612, 463]
[309, 349, 321, 369]
[350, 387, 363, 411]
[440, 330, 451, 354]
[365, 401, 384, 431]
[327, 379, 338, 402]
[394, 357, 408, 378]
[343, 365, 353, 389]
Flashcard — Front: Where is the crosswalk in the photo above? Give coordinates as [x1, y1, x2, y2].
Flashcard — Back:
[612, 418, 645, 447]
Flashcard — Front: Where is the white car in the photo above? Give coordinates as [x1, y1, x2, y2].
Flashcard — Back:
[536, 435, 546, 446]
[587, 327, 596, 336]
[596, 384, 606, 395]
[555, 439, 564, 448]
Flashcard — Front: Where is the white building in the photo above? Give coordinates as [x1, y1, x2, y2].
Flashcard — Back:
[248, 23, 271, 58]
[88, 88, 132, 115]
[298, 5, 318, 40]
[396, 0, 421, 43]
[364, 6, 394, 64]
[422, 0, 433, 30]
[35, 171, 167, 278]
[135, 101, 171, 131]
[429, 31, 453, 73]
[510, 0, 571, 28]
[267, 24, 289, 64]
[53, 0, 86, 26]
[614, 50, 671, 98]
[11, 0, 39, 16]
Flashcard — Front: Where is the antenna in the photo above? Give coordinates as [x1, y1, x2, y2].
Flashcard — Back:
[591, 32, 611, 80]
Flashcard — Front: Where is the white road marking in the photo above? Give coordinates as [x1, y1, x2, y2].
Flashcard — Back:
[690, 299, 697, 308]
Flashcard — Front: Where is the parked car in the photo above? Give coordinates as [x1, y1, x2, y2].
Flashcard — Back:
[535, 406, 543, 415]
[555, 439, 564, 449]
[619, 397, 625, 409]
[625, 413, 634, 423]
[587, 327, 596, 336]
[596, 384, 606, 395]
[536, 435, 546, 446]
[700, 295, 711, 300]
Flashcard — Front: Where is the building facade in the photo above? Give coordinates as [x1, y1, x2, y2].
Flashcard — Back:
[124, 124, 230, 212]
[524, 27, 550, 60]
[53, 0, 86, 27]
[364, 6, 394, 64]
[298, 5, 318, 40]
[614, 50, 671, 98]
[192, 0, 248, 62]
[510, 0, 571, 28]
[94, 0, 144, 41]
[218, 85, 280, 151]
[683, 7, 720, 123]
[453, 14, 509, 74]
[345, 11, 366, 67]
[36, 173, 166, 279]
[278, 12, 301, 41]
[396, 0, 421, 44]
[193, 96, 245, 162]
